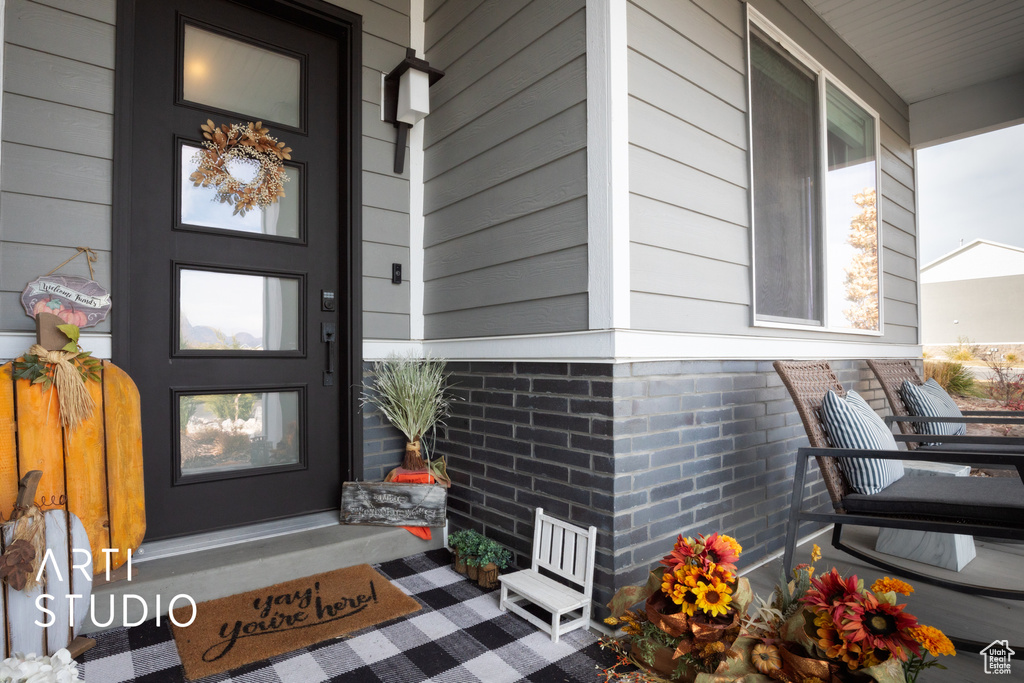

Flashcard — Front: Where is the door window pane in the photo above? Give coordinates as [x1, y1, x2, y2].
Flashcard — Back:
[825, 83, 879, 331]
[183, 24, 301, 127]
[178, 269, 299, 351]
[180, 143, 300, 238]
[750, 31, 822, 324]
[179, 391, 300, 476]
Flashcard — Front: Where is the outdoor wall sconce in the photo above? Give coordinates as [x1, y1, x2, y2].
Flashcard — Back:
[382, 48, 445, 174]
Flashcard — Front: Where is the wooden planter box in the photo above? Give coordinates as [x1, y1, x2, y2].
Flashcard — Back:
[0, 360, 145, 574]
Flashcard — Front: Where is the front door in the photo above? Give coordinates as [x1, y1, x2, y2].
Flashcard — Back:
[118, 0, 359, 539]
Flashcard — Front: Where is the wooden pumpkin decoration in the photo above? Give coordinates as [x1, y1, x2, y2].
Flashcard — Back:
[0, 471, 93, 658]
[0, 360, 145, 574]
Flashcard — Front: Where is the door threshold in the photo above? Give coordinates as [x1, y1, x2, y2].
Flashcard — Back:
[134, 511, 340, 563]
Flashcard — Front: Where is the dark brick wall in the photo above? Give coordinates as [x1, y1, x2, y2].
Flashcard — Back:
[360, 357, 895, 617]
[438, 361, 620, 605]
[360, 362, 405, 482]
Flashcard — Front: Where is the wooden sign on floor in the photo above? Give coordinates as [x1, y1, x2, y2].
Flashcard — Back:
[341, 482, 446, 527]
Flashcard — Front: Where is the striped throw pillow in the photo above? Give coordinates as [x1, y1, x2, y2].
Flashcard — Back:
[820, 389, 904, 494]
[900, 379, 967, 445]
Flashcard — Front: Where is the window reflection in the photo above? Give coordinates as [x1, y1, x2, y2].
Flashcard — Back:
[825, 83, 879, 331]
[180, 144, 300, 238]
[183, 24, 301, 127]
[179, 391, 300, 475]
[178, 269, 299, 351]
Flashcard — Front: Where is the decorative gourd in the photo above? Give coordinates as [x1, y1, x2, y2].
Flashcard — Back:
[56, 307, 88, 327]
[32, 298, 64, 317]
[0, 360, 145, 574]
[0, 472, 92, 658]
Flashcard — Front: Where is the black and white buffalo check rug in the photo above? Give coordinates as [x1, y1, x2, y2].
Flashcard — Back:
[80, 548, 616, 682]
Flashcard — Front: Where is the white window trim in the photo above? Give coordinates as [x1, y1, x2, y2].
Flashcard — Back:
[746, 6, 885, 338]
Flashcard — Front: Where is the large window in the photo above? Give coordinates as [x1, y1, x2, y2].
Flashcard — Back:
[748, 12, 881, 333]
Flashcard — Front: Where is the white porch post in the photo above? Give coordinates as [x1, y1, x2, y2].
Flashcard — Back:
[586, 0, 630, 332]
[408, 0, 426, 342]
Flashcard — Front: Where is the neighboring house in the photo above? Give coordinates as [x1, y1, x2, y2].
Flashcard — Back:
[0, 0, 1022, 618]
[921, 239, 1024, 349]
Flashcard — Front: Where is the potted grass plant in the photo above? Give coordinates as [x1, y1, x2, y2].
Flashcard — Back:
[360, 353, 455, 483]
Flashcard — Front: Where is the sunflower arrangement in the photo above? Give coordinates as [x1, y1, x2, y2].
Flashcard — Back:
[601, 532, 752, 682]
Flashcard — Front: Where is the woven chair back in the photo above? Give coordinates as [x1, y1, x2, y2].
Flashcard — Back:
[773, 360, 852, 506]
[865, 359, 924, 449]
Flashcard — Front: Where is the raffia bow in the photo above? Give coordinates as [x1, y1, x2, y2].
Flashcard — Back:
[28, 343, 95, 431]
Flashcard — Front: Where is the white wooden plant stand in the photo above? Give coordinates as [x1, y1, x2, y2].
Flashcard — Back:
[498, 508, 596, 642]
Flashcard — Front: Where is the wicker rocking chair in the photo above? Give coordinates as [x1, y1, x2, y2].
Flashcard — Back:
[773, 360, 1024, 604]
[866, 358, 1024, 453]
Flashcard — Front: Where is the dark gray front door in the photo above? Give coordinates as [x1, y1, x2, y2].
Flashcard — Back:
[118, 0, 359, 539]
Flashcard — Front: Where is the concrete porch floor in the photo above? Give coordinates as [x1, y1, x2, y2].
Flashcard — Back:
[82, 514, 444, 635]
[742, 526, 1023, 681]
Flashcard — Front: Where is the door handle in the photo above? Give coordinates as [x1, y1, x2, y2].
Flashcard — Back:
[321, 322, 336, 386]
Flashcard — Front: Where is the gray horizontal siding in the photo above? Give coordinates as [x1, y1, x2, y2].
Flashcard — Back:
[2, 44, 114, 113]
[425, 102, 586, 214]
[423, 0, 588, 340]
[1, 0, 415, 341]
[627, 0, 919, 345]
[31, 0, 115, 23]
[2, 93, 112, 158]
[1, 142, 111, 203]
[0, 193, 110, 248]
[423, 197, 586, 280]
[425, 55, 586, 181]
[5, 0, 114, 68]
[425, 293, 588, 339]
[425, 246, 587, 315]
[425, 1, 585, 146]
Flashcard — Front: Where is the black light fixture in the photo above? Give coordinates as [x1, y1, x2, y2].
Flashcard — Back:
[382, 48, 445, 174]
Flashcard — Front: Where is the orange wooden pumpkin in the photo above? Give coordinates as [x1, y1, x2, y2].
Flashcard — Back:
[0, 360, 145, 574]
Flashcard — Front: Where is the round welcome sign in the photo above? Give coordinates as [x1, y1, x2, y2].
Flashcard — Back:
[21, 275, 112, 329]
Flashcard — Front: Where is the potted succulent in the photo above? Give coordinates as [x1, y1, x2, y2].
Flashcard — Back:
[462, 531, 489, 580]
[448, 529, 484, 575]
[469, 538, 513, 589]
[360, 353, 455, 484]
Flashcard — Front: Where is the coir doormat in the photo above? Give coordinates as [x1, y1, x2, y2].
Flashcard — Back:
[170, 564, 421, 680]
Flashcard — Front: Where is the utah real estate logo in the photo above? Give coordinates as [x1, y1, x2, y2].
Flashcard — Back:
[981, 640, 1014, 675]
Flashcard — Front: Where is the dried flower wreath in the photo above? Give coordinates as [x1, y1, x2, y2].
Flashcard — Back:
[189, 120, 292, 217]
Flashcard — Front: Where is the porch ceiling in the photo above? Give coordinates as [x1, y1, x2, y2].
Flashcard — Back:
[805, 0, 1024, 145]
[806, 0, 1024, 104]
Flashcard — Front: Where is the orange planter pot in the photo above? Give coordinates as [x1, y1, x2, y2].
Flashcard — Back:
[1, 360, 146, 574]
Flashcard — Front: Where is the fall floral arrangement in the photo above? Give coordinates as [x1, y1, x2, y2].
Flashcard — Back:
[601, 533, 752, 681]
[736, 545, 955, 683]
[190, 120, 292, 217]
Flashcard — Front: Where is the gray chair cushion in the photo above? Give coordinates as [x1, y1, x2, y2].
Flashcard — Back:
[843, 476, 1024, 525]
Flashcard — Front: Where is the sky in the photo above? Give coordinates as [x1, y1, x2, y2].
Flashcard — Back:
[916, 123, 1024, 265]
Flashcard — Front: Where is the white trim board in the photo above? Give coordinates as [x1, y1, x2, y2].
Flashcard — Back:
[0, 332, 112, 361]
[586, 0, 630, 330]
[364, 329, 921, 362]
[408, 0, 425, 340]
